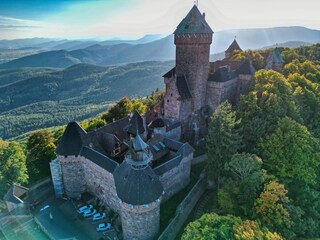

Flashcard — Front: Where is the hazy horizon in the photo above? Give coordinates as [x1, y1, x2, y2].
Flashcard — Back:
[0, 0, 319, 40]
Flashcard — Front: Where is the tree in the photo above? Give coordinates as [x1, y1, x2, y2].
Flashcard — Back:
[232, 50, 265, 70]
[206, 101, 242, 187]
[237, 70, 301, 151]
[233, 220, 283, 240]
[26, 130, 56, 183]
[0, 142, 28, 196]
[288, 73, 320, 137]
[254, 181, 292, 236]
[219, 153, 266, 217]
[81, 118, 106, 132]
[257, 117, 320, 186]
[182, 213, 282, 240]
[101, 97, 133, 123]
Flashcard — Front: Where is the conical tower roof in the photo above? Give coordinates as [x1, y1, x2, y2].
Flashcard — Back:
[272, 48, 284, 63]
[123, 110, 145, 136]
[56, 122, 87, 156]
[174, 5, 213, 34]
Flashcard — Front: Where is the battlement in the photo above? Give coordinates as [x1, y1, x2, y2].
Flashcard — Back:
[174, 33, 213, 45]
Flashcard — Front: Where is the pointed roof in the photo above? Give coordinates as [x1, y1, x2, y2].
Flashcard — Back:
[226, 39, 242, 53]
[56, 122, 87, 156]
[132, 134, 149, 152]
[123, 111, 145, 135]
[272, 48, 284, 63]
[174, 5, 213, 34]
[237, 59, 256, 75]
[114, 161, 163, 205]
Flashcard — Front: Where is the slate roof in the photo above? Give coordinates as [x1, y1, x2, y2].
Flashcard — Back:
[237, 59, 256, 75]
[208, 67, 237, 82]
[80, 147, 119, 173]
[113, 161, 163, 205]
[163, 67, 176, 78]
[153, 154, 182, 176]
[174, 5, 213, 34]
[226, 39, 242, 53]
[56, 122, 87, 156]
[176, 76, 192, 100]
[132, 134, 149, 152]
[123, 111, 145, 135]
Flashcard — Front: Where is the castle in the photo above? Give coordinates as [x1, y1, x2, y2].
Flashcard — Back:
[51, 5, 284, 240]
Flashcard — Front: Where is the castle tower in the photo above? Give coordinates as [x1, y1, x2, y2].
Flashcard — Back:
[55, 122, 87, 199]
[174, 5, 213, 113]
[114, 134, 163, 240]
[225, 39, 242, 59]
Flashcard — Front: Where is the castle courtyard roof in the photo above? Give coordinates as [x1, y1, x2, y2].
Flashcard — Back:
[123, 111, 145, 136]
[174, 5, 213, 35]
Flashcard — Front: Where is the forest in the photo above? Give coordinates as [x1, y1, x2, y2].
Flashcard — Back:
[0, 44, 319, 239]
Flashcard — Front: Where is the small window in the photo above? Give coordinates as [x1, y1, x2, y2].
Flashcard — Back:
[167, 99, 169, 103]
[170, 93, 173, 97]
[159, 142, 166, 148]
[152, 145, 160, 152]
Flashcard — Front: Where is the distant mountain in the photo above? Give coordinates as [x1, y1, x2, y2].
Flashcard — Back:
[0, 35, 175, 69]
[1, 26, 319, 69]
[261, 41, 312, 49]
[213, 26, 320, 52]
[0, 61, 173, 139]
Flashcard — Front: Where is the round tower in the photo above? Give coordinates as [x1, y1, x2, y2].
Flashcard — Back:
[114, 134, 163, 240]
[174, 5, 213, 112]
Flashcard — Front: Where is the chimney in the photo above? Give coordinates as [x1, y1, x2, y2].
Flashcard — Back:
[203, 12, 205, 19]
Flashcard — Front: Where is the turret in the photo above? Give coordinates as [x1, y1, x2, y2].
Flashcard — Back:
[114, 134, 163, 240]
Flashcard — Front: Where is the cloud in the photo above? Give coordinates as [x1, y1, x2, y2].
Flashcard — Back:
[0, 16, 43, 30]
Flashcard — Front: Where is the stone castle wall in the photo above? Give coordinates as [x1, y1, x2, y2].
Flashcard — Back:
[159, 153, 192, 201]
[236, 74, 253, 102]
[164, 77, 181, 119]
[206, 77, 238, 111]
[59, 156, 86, 199]
[120, 201, 160, 240]
[83, 159, 120, 212]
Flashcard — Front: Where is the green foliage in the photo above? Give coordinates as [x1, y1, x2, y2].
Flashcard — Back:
[206, 101, 242, 187]
[288, 73, 320, 137]
[283, 60, 320, 81]
[26, 130, 56, 183]
[182, 213, 282, 240]
[258, 117, 320, 186]
[219, 153, 266, 217]
[81, 118, 106, 132]
[0, 141, 28, 196]
[232, 50, 265, 70]
[233, 220, 283, 240]
[237, 70, 301, 151]
[254, 181, 292, 237]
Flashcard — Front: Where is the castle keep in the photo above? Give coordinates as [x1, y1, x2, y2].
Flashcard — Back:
[52, 5, 284, 240]
[160, 5, 284, 139]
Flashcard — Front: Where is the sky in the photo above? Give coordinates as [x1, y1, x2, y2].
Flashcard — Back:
[0, 0, 319, 40]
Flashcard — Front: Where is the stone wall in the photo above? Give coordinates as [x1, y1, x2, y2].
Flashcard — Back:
[164, 77, 181, 119]
[83, 159, 120, 212]
[158, 173, 207, 240]
[236, 74, 253, 102]
[59, 156, 86, 199]
[175, 34, 212, 113]
[159, 153, 192, 201]
[206, 77, 238, 111]
[121, 201, 160, 240]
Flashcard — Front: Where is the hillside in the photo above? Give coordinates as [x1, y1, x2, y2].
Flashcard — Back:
[0, 61, 173, 139]
[1, 26, 319, 69]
